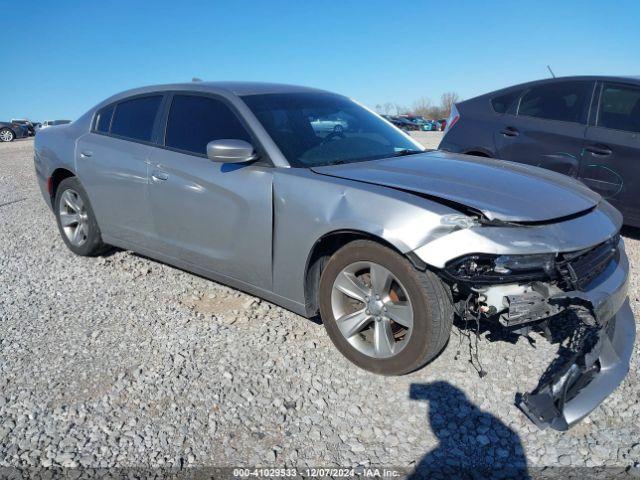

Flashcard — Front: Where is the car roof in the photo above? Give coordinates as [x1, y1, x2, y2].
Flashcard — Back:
[99, 81, 333, 106]
[465, 75, 640, 102]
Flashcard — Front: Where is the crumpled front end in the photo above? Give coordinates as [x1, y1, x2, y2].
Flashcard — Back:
[411, 203, 636, 430]
[515, 239, 634, 430]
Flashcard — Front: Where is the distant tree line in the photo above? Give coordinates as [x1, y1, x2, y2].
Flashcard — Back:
[375, 92, 460, 120]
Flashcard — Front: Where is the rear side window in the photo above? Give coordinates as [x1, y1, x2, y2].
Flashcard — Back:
[518, 81, 592, 123]
[111, 96, 162, 142]
[165, 94, 251, 155]
[597, 84, 640, 133]
[491, 90, 521, 113]
[94, 105, 114, 133]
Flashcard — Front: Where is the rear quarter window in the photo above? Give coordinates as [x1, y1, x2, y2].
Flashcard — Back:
[94, 105, 115, 133]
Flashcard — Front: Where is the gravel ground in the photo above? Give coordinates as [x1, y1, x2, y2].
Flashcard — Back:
[0, 137, 639, 476]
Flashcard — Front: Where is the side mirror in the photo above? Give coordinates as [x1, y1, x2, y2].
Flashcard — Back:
[206, 139, 257, 164]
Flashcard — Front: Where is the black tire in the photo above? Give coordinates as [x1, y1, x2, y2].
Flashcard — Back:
[0, 128, 15, 142]
[319, 240, 453, 375]
[54, 177, 109, 256]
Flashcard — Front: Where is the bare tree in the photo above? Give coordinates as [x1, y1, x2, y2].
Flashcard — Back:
[376, 92, 461, 119]
[382, 102, 394, 115]
[412, 97, 433, 117]
[394, 103, 409, 115]
[440, 92, 460, 118]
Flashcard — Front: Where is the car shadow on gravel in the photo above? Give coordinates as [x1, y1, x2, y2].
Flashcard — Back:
[407, 381, 529, 479]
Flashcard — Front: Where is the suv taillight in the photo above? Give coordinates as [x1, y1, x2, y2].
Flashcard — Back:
[444, 104, 460, 134]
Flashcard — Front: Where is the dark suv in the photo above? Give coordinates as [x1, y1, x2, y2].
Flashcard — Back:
[440, 76, 640, 227]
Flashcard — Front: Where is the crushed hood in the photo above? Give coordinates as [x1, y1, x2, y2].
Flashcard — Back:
[311, 151, 601, 222]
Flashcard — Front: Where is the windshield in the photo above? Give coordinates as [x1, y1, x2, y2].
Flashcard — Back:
[241, 92, 423, 167]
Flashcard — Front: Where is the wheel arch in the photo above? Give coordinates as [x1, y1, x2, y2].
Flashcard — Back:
[462, 148, 493, 158]
[49, 168, 76, 202]
[303, 229, 425, 317]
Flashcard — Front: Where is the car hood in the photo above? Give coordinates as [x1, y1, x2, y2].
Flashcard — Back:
[310, 150, 601, 222]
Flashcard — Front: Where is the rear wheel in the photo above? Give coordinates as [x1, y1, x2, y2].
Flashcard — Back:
[54, 177, 108, 256]
[319, 240, 453, 375]
[0, 128, 15, 142]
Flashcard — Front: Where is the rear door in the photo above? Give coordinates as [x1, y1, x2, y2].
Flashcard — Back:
[148, 93, 273, 290]
[494, 80, 594, 176]
[580, 81, 640, 225]
[76, 94, 164, 246]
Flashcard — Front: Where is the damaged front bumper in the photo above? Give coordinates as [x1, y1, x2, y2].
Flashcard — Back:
[516, 244, 636, 430]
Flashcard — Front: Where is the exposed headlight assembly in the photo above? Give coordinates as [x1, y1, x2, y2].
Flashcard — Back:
[444, 253, 556, 284]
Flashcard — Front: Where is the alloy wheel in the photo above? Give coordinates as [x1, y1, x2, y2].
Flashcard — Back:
[0, 129, 14, 142]
[330, 261, 414, 358]
[58, 189, 89, 246]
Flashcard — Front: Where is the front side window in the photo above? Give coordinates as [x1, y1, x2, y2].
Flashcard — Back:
[518, 81, 592, 123]
[165, 95, 251, 155]
[110, 95, 162, 142]
[94, 105, 114, 133]
[597, 83, 640, 133]
[241, 93, 422, 167]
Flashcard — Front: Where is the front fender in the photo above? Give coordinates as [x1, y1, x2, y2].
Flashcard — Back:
[271, 169, 461, 308]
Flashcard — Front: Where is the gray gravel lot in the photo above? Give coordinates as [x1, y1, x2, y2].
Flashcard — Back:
[0, 136, 639, 475]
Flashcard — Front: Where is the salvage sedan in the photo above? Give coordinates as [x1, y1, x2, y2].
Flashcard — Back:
[34, 82, 635, 430]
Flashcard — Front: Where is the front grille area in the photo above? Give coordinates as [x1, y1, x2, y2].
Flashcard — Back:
[556, 235, 619, 291]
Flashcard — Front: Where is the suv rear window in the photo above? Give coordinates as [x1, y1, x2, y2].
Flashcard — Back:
[165, 94, 251, 155]
[597, 84, 640, 133]
[518, 81, 592, 123]
[491, 90, 521, 113]
[110, 96, 162, 142]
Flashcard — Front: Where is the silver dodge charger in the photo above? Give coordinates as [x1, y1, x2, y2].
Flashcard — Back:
[34, 82, 635, 430]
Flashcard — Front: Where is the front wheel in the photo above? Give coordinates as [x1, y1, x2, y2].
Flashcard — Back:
[319, 240, 453, 375]
[0, 128, 15, 142]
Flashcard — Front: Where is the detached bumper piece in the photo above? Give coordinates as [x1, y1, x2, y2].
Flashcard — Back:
[516, 246, 635, 430]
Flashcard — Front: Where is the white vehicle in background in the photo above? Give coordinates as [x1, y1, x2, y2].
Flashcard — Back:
[40, 120, 72, 130]
[310, 115, 348, 134]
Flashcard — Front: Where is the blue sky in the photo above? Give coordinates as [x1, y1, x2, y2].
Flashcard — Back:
[2, 0, 639, 120]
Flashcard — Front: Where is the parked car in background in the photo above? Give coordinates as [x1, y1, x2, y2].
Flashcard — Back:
[384, 115, 418, 131]
[11, 119, 38, 136]
[440, 76, 640, 227]
[402, 115, 438, 131]
[40, 120, 72, 130]
[0, 121, 30, 142]
[34, 82, 634, 430]
[310, 115, 348, 134]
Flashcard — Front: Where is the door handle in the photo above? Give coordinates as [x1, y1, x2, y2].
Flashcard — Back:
[500, 127, 519, 137]
[80, 150, 93, 158]
[151, 170, 169, 182]
[585, 145, 612, 156]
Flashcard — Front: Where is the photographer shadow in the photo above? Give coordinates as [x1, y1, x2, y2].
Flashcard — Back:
[408, 381, 530, 480]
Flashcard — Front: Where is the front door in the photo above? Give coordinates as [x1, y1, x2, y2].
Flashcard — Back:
[580, 82, 640, 225]
[148, 93, 273, 290]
